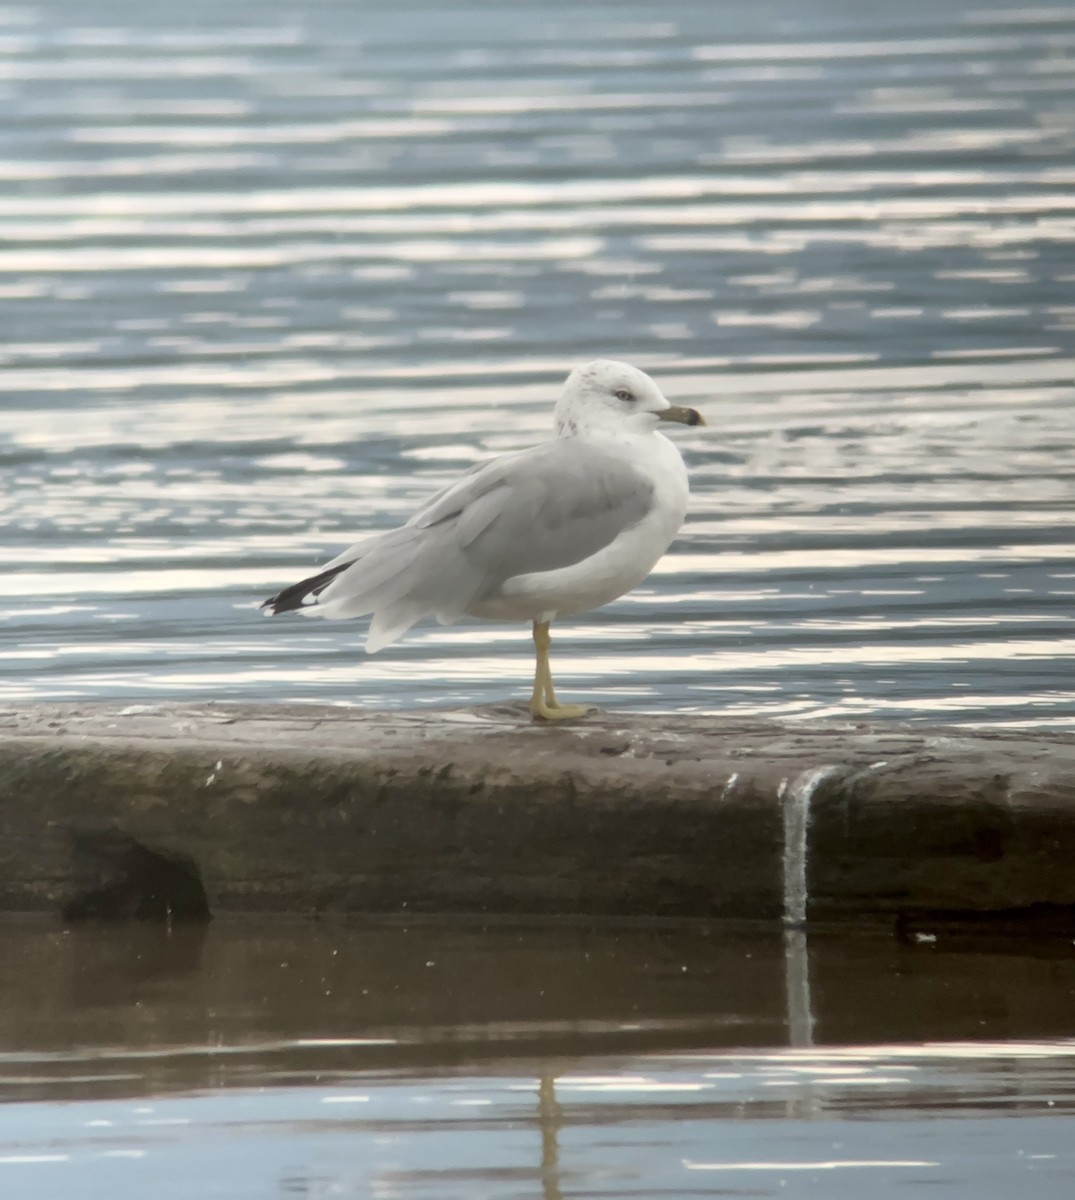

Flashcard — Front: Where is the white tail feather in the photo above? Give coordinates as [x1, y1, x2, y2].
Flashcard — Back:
[313, 525, 482, 651]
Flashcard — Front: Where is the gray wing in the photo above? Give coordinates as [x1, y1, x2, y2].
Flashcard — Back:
[311, 438, 655, 650]
[412, 439, 655, 578]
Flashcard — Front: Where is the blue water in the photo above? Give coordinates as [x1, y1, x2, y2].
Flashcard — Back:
[2, 917, 1075, 1198]
[2, 0, 1074, 724]
[5, 1053, 1075, 1200]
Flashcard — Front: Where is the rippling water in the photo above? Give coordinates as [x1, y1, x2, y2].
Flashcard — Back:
[2, 0, 1074, 723]
[7, 1046, 1075, 1199]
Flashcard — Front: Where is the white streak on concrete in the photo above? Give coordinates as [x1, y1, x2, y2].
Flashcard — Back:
[782, 765, 840, 929]
[778, 766, 840, 1054]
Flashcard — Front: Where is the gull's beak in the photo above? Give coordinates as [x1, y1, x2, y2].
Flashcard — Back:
[657, 404, 706, 427]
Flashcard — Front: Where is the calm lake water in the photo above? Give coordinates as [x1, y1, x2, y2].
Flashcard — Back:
[2, 916, 1075, 1199]
[1, 0, 1074, 725]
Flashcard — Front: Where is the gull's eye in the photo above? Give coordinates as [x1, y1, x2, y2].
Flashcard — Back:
[613, 389, 635, 403]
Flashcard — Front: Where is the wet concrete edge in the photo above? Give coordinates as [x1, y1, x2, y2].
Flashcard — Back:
[1, 702, 1074, 926]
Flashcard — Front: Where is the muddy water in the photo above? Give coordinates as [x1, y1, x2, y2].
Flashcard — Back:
[2, 917, 1075, 1197]
[1, 0, 1074, 725]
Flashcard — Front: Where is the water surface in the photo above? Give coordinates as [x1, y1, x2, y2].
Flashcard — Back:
[3, 8, 1075, 1190]
[2, 916, 1075, 1197]
[2, 0, 1075, 723]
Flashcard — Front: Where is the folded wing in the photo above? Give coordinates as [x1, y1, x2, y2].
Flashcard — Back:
[261, 438, 654, 652]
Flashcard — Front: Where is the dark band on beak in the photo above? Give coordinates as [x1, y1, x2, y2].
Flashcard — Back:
[658, 404, 706, 427]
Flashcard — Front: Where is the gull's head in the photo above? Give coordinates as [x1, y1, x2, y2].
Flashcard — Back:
[554, 359, 705, 437]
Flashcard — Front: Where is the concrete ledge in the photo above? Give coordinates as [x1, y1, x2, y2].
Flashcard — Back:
[1, 703, 1074, 924]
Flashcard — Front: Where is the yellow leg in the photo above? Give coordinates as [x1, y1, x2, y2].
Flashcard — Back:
[529, 620, 591, 721]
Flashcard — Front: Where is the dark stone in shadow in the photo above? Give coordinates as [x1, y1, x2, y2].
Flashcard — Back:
[62, 828, 211, 924]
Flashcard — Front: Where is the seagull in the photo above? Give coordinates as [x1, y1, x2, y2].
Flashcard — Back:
[262, 359, 704, 719]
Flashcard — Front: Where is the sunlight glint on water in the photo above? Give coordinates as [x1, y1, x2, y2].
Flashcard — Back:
[1, 0, 1074, 725]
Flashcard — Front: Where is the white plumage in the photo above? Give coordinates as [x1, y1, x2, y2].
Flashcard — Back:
[262, 359, 703, 718]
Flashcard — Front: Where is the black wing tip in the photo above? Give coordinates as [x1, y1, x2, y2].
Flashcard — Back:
[260, 560, 355, 616]
[260, 590, 306, 616]
[259, 593, 287, 615]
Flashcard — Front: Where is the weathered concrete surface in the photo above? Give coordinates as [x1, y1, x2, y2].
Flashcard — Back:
[1, 702, 1074, 923]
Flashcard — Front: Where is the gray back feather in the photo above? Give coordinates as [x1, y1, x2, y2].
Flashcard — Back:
[314, 438, 655, 649]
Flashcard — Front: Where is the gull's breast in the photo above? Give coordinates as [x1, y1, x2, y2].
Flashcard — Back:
[469, 433, 689, 623]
